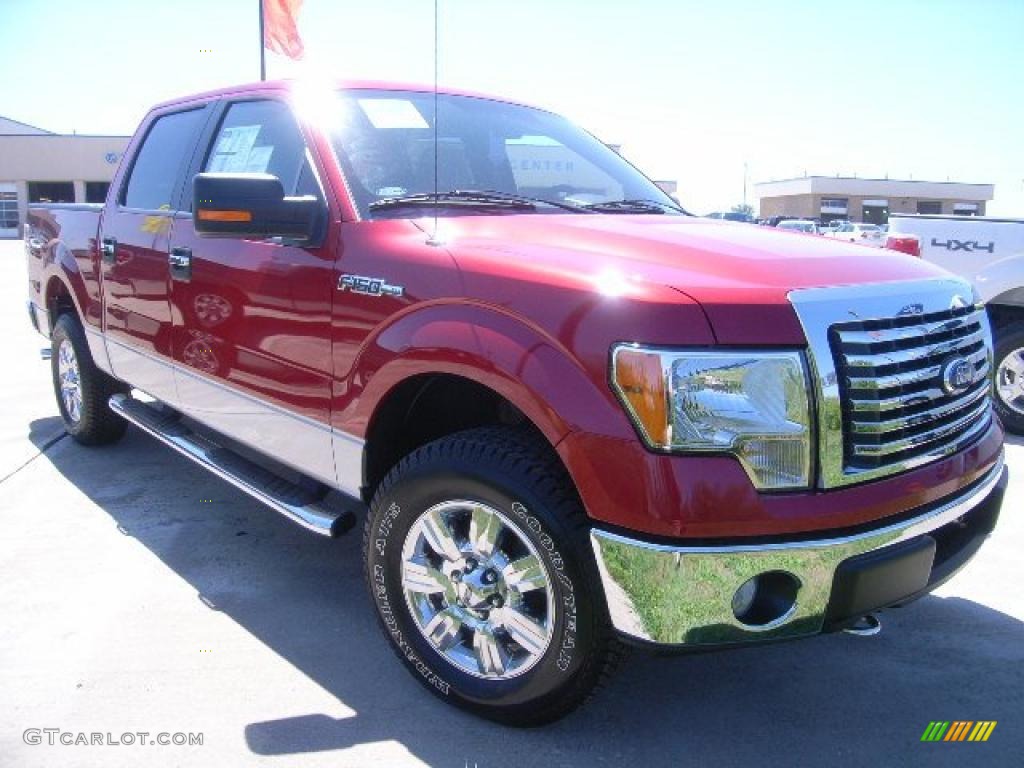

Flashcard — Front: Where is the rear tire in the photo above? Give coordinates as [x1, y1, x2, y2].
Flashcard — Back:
[993, 324, 1024, 435]
[363, 427, 622, 726]
[50, 313, 128, 445]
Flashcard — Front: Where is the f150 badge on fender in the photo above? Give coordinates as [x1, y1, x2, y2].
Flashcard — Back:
[338, 274, 404, 297]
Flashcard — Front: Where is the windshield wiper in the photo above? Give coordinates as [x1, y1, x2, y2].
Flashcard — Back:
[369, 191, 533, 212]
[582, 199, 685, 214]
[453, 189, 591, 213]
[369, 189, 589, 213]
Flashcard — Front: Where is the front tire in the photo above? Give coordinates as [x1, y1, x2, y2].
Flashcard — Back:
[993, 324, 1024, 434]
[364, 427, 621, 726]
[50, 313, 128, 445]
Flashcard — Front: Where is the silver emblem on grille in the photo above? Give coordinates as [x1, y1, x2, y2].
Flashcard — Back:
[941, 356, 974, 395]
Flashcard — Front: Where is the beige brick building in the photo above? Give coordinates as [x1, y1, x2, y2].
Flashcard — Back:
[0, 115, 130, 238]
[755, 176, 994, 225]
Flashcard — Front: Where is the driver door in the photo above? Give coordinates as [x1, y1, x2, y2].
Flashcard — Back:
[167, 97, 338, 487]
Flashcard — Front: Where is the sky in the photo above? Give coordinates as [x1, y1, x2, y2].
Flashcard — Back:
[1, 0, 1022, 215]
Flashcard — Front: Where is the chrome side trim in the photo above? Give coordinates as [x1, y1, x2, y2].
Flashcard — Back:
[102, 335, 365, 496]
[172, 363, 347, 493]
[105, 334, 182, 407]
[109, 393, 354, 537]
[590, 451, 1004, 646]
[82, 324, 113, 376]
[331, 430, 364, 498]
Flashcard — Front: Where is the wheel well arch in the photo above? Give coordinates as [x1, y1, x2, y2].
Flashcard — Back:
[45, 276, 77, 324]
[362, 372, 569, 501]
[986, 296, 1024, 332]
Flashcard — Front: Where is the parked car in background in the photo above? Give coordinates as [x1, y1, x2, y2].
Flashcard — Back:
[706, 211, 754, 223]
[825, 221, 884, 247]
[883, 230, 921, 258]
[776, 219, 818, 234]
[888, 213, 1024, 433]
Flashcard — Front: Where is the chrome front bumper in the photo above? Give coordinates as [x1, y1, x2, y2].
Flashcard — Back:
[591, 452, 1006, 646]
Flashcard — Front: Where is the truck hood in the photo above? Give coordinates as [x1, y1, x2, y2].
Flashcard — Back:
[439, 214, 951, 345]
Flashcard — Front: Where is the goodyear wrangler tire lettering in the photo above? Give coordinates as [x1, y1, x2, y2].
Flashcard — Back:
[362, 427, 621, 726]
[511, 502, 577, 672]
[373, 563, 451, 695]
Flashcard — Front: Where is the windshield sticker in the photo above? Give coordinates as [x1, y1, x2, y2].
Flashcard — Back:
[242, 146, 274, 173]
[358, 99, 429, 130]
[208, 125, 262, 172]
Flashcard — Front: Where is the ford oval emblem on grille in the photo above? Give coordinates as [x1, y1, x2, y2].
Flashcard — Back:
[941, 356, 974, 395]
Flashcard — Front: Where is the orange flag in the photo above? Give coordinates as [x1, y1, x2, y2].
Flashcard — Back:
[263, 0, 305, 60]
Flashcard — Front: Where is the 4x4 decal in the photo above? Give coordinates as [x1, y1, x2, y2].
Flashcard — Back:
[931, 238, 995, 254]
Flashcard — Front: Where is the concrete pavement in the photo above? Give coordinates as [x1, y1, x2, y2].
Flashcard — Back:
[0, 240, 1021, 767]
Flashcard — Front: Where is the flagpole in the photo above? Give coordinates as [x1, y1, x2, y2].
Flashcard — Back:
[258, 0, 266, 81]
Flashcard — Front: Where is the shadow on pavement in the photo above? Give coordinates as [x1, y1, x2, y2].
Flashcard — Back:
[32, 419, 1024, 766]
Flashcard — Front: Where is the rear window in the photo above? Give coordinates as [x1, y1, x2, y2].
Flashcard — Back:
[122, 108, 206, 211]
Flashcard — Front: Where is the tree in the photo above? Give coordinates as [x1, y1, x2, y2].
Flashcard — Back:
[731, 203, 754, 219]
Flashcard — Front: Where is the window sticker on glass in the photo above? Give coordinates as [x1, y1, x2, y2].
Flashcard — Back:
[357, 99, 429, 130]
[208, 125, 262, 172]
[243, 146, 274, 173]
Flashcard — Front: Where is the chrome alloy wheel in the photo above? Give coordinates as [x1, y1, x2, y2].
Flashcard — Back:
[57, 338, 83, 423]
[401, 500, 555, 680]
[996, 346, 1024, 416]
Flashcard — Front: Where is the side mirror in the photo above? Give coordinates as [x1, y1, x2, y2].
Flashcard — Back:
[193, 173, 321, 242]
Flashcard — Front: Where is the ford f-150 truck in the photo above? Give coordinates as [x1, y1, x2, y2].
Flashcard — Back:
[25, 81, 1007, 725]
[887, 213, 1024, 435]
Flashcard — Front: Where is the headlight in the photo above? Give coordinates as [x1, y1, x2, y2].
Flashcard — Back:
[610, 345, 812, 490]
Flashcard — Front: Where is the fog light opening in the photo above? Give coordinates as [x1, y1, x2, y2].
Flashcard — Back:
[732, 571, 801, 628]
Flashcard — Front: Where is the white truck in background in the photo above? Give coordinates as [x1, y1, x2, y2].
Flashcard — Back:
[888, 213, 1024, 433]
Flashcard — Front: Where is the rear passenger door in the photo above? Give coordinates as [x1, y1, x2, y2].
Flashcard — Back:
[167, 98, 338, 488]
[101, 105, 210, 404]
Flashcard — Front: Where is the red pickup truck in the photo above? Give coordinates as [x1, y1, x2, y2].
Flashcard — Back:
[25, 81, 1007, 725]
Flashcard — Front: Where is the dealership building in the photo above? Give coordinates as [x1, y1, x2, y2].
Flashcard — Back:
[755, 176, 994, 225]
[0, 115, 130, 239]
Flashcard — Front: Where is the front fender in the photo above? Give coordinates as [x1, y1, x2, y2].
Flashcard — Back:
[335, 300, 636, 447]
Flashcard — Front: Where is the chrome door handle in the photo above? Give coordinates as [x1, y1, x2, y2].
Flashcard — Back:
[101, 237, 117, 264]
[169, 247, 192, 282]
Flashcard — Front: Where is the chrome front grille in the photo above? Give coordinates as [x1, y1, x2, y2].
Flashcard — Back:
[831, 304, 992, 470]
[789, 278, 994, 488]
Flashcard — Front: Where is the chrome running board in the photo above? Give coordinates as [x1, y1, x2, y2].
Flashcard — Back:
[109, 393, 354, 537]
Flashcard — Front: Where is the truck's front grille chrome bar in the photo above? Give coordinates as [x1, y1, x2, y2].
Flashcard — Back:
[789, 278, 995, 488]
[832, 303, 993, 472]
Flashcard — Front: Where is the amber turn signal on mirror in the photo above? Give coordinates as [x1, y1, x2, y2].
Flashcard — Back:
[197, 209, 253, 222]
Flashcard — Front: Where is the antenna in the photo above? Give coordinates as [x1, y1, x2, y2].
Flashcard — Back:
[428, 0, 441, 245]
[258, 0, 266, 81]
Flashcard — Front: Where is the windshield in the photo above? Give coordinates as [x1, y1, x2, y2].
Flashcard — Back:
[325, 89, 681, 218]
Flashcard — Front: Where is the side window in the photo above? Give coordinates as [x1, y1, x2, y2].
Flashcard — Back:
[204, 100, 314, 197]
[122, 108, 206, 210]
